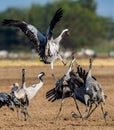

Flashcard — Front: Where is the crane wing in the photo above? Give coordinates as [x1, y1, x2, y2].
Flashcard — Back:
[2, 19, 46, 53]
[45, 8, 63, 39]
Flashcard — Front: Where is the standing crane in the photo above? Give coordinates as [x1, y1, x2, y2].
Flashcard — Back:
[2, 8, 69, 78]
[11, 69, 45, 120]
[24, 72, 45, 101]
[10, 82, 30, 120]
[11, 69, 29, 121]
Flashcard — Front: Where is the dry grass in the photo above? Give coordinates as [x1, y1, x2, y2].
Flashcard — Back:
[0, 58, 114, 130]
[0, 58, 114, 67]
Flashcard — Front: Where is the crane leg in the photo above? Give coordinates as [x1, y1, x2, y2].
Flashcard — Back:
[62, 60, 66, 66]
[73, 95, 82, 119]
[100, 103, 108, 124]
[82, 103, 93, 119]
[56, 96, 64, 119]
[21, 106, 31, 121]
[50, 62, 57, 80]
[86, 104, 93, 117]
[17, 108, 20, 120]
[58, 54, 67, 66]
[16, 103, 25, 120]
[85, 103, 98, 119]
[16, 104, 24, 120]
[23, 107, 28, 121]
[83, 95, 98, 119]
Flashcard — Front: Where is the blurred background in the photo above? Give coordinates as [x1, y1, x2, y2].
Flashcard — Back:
[0, 0, 114, 59]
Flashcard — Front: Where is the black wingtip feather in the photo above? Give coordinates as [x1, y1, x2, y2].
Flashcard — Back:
[2, 19, 23, 27]
[46, 88, 55, 95]
[48, 95, 56, 102]
[46, 92, 55, 98]
[46, 88, 56, 99]
[49, 8, 63, 31]
[2, 19, 15, 26]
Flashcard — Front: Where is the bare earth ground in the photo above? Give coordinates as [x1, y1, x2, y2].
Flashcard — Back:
[0, 59, 114, 130]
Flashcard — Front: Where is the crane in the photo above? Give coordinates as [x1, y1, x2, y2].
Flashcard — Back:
[71, 59, 108, 123]
[2, 8, 69, 78]
[11, 69, 29, 121]
[46, 58, 82, 119]
[11, 69, 45, 120]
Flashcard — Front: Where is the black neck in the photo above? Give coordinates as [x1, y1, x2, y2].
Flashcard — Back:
[39, 76, 43, 82]
[22, 69, 25, 87]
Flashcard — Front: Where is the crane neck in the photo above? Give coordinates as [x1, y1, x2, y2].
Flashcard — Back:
[87, 59, 92, 78]
[21, 69, 26, 88]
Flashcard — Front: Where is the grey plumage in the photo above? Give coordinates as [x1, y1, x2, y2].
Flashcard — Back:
[2, 8, 63, 63]
[83, 58, 107, 122]
[0, 92, 14, 111]
[10, 84, 21, 108]
[46, 58, 82, 118]
[10, 69, 29, 121]
[10, 82, 30, 121]
[2, 8, 69, 78]
[71, 58, 107, 123]
[46, 58, 108, 122]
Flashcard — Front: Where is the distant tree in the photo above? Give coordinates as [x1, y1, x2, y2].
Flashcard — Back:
[0, 0, 114, 52]
[79, 0, 97, 12]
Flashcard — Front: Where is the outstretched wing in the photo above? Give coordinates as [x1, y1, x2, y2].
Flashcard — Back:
[2, 19, 46, 53]
[45, 8, 63, 39]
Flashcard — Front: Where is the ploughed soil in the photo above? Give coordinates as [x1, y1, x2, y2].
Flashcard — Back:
[0, 63, 114, 130]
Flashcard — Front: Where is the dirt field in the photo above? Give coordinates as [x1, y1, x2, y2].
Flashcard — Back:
[0, 59, 114, 130]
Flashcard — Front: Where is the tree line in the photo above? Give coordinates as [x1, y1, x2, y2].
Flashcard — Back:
[0, 0, 114, 52]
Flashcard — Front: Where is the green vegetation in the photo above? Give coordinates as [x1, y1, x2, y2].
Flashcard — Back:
[0, 0, 114, 53]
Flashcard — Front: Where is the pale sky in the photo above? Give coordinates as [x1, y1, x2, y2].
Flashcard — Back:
[0, 0, 114, 18]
